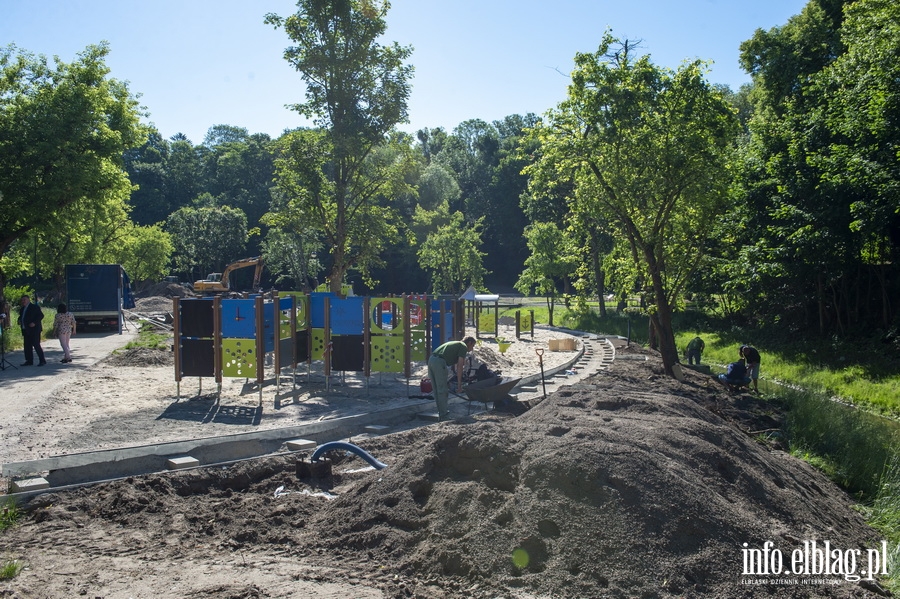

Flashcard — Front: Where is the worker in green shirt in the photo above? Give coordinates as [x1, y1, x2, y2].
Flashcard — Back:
[427, 336, 476, 421]
[686, 336, 705, 365]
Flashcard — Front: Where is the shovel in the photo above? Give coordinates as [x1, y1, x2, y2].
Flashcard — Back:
[535, 348, 547, 398]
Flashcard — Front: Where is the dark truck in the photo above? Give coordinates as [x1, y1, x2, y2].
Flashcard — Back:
[65, 264, 136, 332]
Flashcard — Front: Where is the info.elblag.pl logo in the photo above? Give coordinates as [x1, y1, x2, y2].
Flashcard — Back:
[742, 540, 891, 583]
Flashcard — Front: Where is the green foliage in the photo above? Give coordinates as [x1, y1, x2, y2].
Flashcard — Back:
[266, 0, 413, 293]
[0, 42, 146, 295]
[122, 322, 170, 351]
[527, 33, 739, 370]
[418, 212, 487, 294]
[515, 222, 577, 326]
[0, 559, 22, 581]
[0, 499, 20, 532]
[260, 226, 323, 292]
[727, 0, 899, 334]
[166, 205, 248, 281]
[779, 385, 899, 500]
[112, 224, 174, 284]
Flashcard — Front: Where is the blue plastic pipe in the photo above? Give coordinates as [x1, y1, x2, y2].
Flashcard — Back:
[311, 441, 388, 470]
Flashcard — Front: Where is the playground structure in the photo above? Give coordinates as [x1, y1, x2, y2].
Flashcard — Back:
[172, 292, 536, 403]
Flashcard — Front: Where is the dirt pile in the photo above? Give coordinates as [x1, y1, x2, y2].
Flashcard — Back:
[105, 346, 174, 367]
[134, 281, 194, 300]
[0, 344, 884, 598]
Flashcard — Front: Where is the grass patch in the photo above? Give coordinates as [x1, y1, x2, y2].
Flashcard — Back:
[122, 322, 171, 351]
[674, 330, 900, 414]
[0, 558, 23, 581]
[0, 499, 20, 532]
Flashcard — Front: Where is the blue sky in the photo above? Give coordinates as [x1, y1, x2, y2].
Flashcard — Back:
[2, 0, 807, 145]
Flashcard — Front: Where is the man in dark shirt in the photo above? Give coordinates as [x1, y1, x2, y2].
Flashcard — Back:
[740, 345, 761, 393]
[17, 294, 46, 366]
[427, 336, 476, 421]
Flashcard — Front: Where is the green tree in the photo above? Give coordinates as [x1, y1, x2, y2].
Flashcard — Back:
[730, 0, 870, 334]
[260, 227, 323, 292]
[269, 128, 412, 291]
[815, 0, 900, 327]
[528, 35, 738, 374]
[0, 43, 146, 296]
[266, 0, 413, 295]
[112, 224, 174, 284]
[166, 205, 248, 281]
[515, 222, 577, 327]
[418, 212, 487, 294]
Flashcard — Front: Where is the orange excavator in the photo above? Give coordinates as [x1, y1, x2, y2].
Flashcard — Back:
[193, 257, 264, 294]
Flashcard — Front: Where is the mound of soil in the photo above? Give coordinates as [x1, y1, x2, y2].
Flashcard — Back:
[134, 282, 194, 300]
[0, 345, 884, 598]
[105, 346, 174, 367]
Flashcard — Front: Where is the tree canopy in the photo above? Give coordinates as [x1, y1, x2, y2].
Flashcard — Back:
[0, 42, 146, 294]
[527, 34, 739, 374]
[265, 0, 414, 295]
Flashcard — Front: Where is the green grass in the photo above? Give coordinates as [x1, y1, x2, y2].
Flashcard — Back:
[0, 499, 20, 532]
[674, 330, 900, 414]
[0, 559, 23, 581]
[122, 322, 171, 351]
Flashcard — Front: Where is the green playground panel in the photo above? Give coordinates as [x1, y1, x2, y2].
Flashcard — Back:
[370, 297, 405, 334]
[278, 291, 309, 329]
[478, 313, 496, 334]
[222, 338, 258, 378]
[410, 330, 426, 361]
[519, 311, 533, 332]
[370, 335, 404, 373]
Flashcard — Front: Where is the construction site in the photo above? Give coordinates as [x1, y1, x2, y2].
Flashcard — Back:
[0, 284, 886, 598]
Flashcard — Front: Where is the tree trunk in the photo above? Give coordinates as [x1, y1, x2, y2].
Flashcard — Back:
[645, 251, 679, 377]
[546, 295, 555, 327]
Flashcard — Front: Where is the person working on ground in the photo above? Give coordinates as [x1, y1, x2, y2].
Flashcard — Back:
[686, 336, 705, 365]
[740, 344, 761, 393]
[17, 294, 46, 366]
[717, 357, 750, 392]
[427, 336, 476, 421]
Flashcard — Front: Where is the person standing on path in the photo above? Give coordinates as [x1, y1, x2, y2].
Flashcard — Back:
[53, 303, 76, 363]
[427, 336, 476, 421]
[686, 336, 705, 365]
[17, 294, 46, 366]
[740, 344, 761, 393]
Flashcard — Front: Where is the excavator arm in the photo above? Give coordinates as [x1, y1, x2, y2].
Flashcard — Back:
[194, 257, 263, 293]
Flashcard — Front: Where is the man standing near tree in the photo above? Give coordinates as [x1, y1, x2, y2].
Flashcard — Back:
[17, 294, 45, 366]
[686, 336, 705, 365]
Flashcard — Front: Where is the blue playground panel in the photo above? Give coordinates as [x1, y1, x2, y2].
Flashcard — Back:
[330, 296, 365, 335]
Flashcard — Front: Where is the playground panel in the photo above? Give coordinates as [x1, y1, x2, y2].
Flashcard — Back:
[175, 293, 461, 389]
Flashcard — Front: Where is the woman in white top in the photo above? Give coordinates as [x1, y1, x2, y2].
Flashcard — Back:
[53, 303, 77, 363]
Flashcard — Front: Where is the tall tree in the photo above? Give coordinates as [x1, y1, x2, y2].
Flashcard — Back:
[0, 42, 146, 296]
[730, 0, 860, 334]
[514, 222, 577, 327]
[528, 35, 738, 375]
[265, 0, 413, 295]
[418, 212, 487, 294]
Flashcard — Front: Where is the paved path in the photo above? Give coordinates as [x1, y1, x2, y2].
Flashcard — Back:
[0, 327, 139, 422]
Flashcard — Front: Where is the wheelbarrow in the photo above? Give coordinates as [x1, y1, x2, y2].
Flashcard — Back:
[461, 376, 526, 415]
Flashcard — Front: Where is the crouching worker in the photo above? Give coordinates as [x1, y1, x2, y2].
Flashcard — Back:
[427, 336, 476, 421]
[718, 358, 751, 393]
